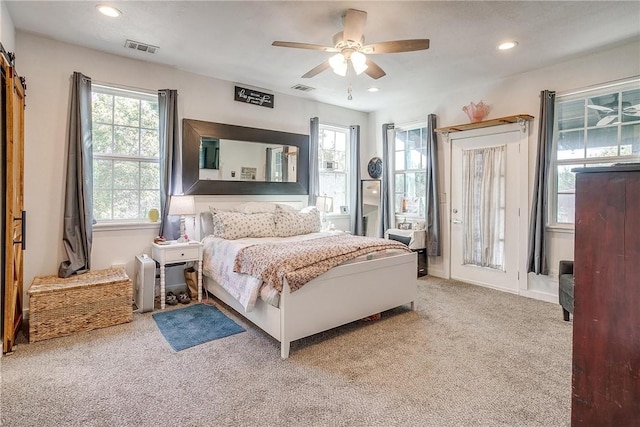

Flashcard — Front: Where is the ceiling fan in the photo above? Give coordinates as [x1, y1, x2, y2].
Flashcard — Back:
[272, 8, 429, 80]
[587, 93, 640, 126]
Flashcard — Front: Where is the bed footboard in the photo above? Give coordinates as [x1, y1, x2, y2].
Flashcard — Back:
[278, 252, 417, 358]
[205, 251, 417, 359]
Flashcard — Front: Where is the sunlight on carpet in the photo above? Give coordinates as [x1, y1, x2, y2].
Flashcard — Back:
[152, 303, 244, 351]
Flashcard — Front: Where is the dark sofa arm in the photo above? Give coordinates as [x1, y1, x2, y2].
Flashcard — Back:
[559, 260, 574, 276]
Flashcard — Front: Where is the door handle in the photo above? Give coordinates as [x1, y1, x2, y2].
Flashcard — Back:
[13, 210, 26, 250]
[452, 219, 462, 224]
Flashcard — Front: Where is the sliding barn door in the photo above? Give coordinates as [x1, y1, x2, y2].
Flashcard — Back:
[3, 52, 25, 354]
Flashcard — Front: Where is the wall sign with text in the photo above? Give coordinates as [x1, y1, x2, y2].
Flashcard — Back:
[234, 86, 274, 108]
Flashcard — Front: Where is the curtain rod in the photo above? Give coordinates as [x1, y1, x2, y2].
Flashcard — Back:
[92, 79, 158, 96]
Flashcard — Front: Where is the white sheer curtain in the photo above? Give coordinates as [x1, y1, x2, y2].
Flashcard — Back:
[462, 145, 506, 270]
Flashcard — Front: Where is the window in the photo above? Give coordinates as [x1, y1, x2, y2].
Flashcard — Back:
[393, 126, 427, 225]
[552, 78, 640, 225]
[318, 124, 349, 213]
[92, 85, 160, 222]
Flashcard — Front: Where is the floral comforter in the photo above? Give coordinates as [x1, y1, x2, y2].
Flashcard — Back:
[202, 232, 410, 312]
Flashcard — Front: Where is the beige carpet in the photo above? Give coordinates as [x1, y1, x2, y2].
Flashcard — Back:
[1, 276, 572, 426]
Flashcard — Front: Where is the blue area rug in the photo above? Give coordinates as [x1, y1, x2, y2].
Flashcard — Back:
[152, 304, 244, 351]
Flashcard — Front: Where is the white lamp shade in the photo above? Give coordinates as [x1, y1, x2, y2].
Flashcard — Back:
[315, 195, 333, 213]
[168, 195, 195, 216]
[329, 53, 347, 76]
[351, 51, 368, 75]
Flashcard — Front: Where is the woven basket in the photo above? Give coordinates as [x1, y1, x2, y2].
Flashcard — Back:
[28, 268, 132, 343]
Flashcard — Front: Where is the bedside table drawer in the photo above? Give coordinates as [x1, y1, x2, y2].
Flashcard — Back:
[164, 246, 200, 262]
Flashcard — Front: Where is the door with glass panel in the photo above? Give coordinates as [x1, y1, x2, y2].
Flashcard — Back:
[450, 129, 521, 292]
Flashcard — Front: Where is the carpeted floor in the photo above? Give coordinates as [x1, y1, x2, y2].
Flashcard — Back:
[0, 276, 572, 426]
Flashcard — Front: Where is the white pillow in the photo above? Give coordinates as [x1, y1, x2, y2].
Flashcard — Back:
[274, 205, 321, 237]
[210, 210, 276, 239]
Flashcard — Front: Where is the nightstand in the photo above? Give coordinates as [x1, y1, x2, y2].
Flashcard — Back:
[151, 241, 203, 309]
[385, 228, 428, 277]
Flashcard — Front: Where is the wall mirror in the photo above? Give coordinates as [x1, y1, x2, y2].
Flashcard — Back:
[361, 179, 381, 237]
[182, 119, 309, 195]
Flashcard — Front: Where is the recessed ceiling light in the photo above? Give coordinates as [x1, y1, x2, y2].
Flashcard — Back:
[367, 87, 379, 92]
[96, 5, 122, 18]
[497, 41, 518, 50]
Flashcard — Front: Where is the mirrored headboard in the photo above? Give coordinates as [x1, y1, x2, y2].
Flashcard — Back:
[182, 119, 309, 195]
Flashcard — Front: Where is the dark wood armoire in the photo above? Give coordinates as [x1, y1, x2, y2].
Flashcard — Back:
[572, 163, 640, 426]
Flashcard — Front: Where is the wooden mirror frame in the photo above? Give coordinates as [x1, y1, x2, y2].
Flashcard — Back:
[182, 119, 309, 195]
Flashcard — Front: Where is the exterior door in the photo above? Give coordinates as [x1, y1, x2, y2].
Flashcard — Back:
[450, 127, 523, 293]
[3, 54, 25, 354]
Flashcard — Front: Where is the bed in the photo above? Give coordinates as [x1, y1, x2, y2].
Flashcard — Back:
[195, 197, 418, 358]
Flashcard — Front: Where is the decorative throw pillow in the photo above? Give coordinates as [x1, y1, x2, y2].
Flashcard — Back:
[274, 205, 321, 237]
[211, 211, 250, 240]
[210, 210, 276, 239]
[247, 212, 277, 237]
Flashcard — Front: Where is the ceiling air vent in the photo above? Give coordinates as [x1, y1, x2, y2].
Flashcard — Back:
[124, 39, 159, 54]
[291, 84, 315, 92]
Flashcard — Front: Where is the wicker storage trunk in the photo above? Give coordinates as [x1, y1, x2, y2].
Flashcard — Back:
[28, 268, 132, 343]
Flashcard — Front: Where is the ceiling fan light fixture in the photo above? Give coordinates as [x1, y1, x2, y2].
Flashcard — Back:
[329, 53, 347, 76]
[351, 51, 368, 75]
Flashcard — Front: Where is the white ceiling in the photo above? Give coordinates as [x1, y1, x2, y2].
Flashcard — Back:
[6, 1, 640, 113]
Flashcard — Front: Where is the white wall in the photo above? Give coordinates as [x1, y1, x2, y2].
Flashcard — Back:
[371, 40, 640, 300]
[15, 31, 369, 309]
[0, 1, 15, 53]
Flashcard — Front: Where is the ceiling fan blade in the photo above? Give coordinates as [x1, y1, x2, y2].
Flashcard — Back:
[362, 39, 430, 54]
[302, 60, 331, 78]
[272, 41, 338, 52]
[622, 103, 640, 116]
[343, 9, 367, 43]
[596, 115, 618, 126]
[586, 104, 614, 113]
[364, 58, 386, 79]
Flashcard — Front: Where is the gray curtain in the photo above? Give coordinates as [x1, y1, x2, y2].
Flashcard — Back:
[527, 90, 556, 274]
[265, 148, 272, 181]
[425, 114, 441, 256]
[158, 89, 181, 240]
[380, 123, 395, 236]
[349, 125, 362, 235]
[282, 147, 289, 182]
[58, 72, 93, 278]
[308, 117, 320, 206]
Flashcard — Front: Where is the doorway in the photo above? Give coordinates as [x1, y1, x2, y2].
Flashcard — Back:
[449, 124, 527, 293]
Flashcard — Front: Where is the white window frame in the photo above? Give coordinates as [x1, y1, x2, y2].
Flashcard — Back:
[392, 123, 428, 227]
[91, 83, 160, 225]
[550, 77, 640, 230]
[318, 124, 350, 215]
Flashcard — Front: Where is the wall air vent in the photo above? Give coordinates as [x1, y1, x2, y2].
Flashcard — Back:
[124, 39, 159, 54]
[291, 84, 315, 92]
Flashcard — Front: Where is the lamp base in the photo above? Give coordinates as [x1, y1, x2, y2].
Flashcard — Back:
[177, 215, 188, 243]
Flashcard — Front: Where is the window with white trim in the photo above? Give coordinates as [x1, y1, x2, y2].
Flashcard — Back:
[318, 124, 350, 213]
[552, 77, 640, 225]
[393, 126, 427, 225]
[92, 85, 160, 222]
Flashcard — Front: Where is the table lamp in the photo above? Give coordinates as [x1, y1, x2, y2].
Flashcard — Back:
[168, 195, 195, 243]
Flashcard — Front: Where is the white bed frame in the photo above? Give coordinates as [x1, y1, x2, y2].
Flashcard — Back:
[193, 195, 418, 359]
